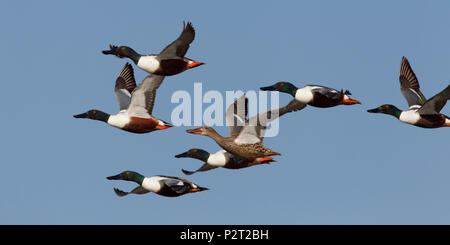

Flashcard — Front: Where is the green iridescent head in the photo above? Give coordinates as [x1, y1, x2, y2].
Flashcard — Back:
[175, 149, 210, 162]
[73, 109, 110, 123]
[367, 104, 402, 118]
[102, 45, 141, 64]
[106, 171, 145, 185]
[260, 81, 298, 96]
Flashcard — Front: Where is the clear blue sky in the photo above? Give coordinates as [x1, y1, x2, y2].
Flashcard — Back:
[1, 1, 449, 224]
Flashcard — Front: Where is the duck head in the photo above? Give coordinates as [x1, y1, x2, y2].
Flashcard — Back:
[260, 81, 298, 96]
[73, 109, 110, 122]
[175, 148, 210, 162]
[106, 170, 145, 185]
[102, 45, 140, 64]
[367, 104, 401, 118]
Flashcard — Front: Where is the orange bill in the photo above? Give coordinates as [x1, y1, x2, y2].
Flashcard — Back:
[186, 128, 203, 134]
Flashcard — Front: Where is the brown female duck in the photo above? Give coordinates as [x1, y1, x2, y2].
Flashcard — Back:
[186, 94, 306, 159]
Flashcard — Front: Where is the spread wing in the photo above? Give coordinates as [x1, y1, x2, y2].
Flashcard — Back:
[399, 56, 426, 107]
[235, 99, 306, 144]
[181, 164, 218, 175]
[159, 21, 196, 58]
[225, 93, 248, 137]
[418, 84, 450, 115]
[127, 74, 165, 117]
[114, 63, 137, 111]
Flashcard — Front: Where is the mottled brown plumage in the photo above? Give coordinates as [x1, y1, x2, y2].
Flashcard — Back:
[186, 95, 305, 159]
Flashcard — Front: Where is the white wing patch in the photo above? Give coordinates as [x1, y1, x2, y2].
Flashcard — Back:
[408, 105, 421, 110]
[233, 114, 245, 124]
[234, 133, 261, 145]
[401, 88, 425, 106]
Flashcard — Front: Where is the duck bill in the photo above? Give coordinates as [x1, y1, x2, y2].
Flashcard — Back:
[367, 108, 380, 113]
[101, 45, 125, 58]
[260, 85, 276, 91]
[343, 98, 361, 105]
[102, 49, 116, 55]
[175, 152, 189, 158]
[191, 186, 209, 192]
[188, 61, 205, 69]
[106, 174, 121, 180]
[186, 128, 203, 134]
[73, 112, 88, 118]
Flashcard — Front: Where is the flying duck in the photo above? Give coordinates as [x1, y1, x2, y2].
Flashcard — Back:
[106, 171, 208, 197]
[367, 57, 450, 128]
[102, 21, 204, 76]
[186, 94, 306, 159]
[260, 82, 361, 108]
[175, 149, 275, 175]
[73, 63, 173, 133]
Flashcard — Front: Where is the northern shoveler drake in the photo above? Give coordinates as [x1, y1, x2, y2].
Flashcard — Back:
[73, 63, 173, 133]
[186, 94, 306, 159]
[367, 57, 450, 128]
[102, 21, 204, 76]
[106, 171, 208, 197]
[175, 149, 275, 175]
[260, 82, 361, 108]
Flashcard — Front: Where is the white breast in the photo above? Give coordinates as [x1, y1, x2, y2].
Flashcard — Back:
[399, 109, 420, 125]
[207, 150, 229, 167]
[294, 86, 314, 103]
[107, 112, 130, 128]
[137, 56, 160, 73]
[142, 177, 164, 192]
